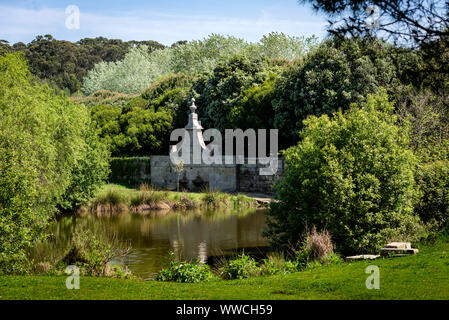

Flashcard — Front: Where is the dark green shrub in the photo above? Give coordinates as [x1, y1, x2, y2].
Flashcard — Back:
[415, 160, 449, 228]
[192, 55, 274, 131]
[272, 37, 400, 149]
[265, 91, 421, 255]
[219, 253, 260, 280]
[229, 73, 278, 130]
[62, 228, 131, 277]
[156, 252, 215, 283]
[141, 73, 195, 130]
[108, 157, 151, 186]
[90, 97, 174, 157]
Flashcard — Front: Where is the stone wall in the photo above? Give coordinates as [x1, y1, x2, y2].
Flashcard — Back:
[150, 156, 237, 192]
[150, 156, 284, 194]
[237, 158, 285, 194]
[109, 156, 284, 193]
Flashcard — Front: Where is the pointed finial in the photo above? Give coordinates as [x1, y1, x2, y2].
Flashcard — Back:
[190, 97, 197, 113]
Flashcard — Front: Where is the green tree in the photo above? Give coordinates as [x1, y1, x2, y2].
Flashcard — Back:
[82, 33, 316, 95]
[265, 91, 420, 254]
[90, 97, 174, 157]
[90, 104, 123, 155]
[0, 53, 108, 273]
[193, 56, 272, 131]
[300, 0, 449, 45]
[258, 32, 319, 61]
[229, 73, 278, 130]
[82, 45, 173, 95]
[273, 36, 399, 149]
[8, 35, 165, 94]
[141, 73, 196, 129]
[415, 160, 449, 228]
[118, 104, 173, 156]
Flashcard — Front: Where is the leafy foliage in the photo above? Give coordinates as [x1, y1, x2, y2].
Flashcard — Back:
[90, 98, 173, 157]
[0, 53, 108, 273]
[265, 91, 421, 254]
[229, 73, 278, 130]
[156, 252, 215, 283]
[301, 0, 449, 45]
[82, 45, 173, 95]
[1, 35, 165, 94]
[62, 228, 127, 277]
[193, 56, 277, 131]
[415, 161, 449, 228]
[219, 253, 260, 280]
[82, 33, 317, 95]
[395, 87, 449, 158]
[272, 37, 401, 148]
[141, 73, 196, 129]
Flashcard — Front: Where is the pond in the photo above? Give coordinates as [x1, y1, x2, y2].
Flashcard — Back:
[36, 209, 269, 279]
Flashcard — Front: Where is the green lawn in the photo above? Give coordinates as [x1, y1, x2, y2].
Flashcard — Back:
[2, 241, 449, 300]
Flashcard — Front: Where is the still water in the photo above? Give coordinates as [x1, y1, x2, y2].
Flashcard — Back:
[44, 209, 268, 279]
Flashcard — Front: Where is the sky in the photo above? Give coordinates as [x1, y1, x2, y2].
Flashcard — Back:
[0, 0, 329, 45]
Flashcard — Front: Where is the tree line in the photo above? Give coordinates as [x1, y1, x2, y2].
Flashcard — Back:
[86, 34, 448, 155]
[0, 35, 165, 94]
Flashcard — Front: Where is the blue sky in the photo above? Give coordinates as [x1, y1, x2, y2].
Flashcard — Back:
[0, 0, 328, 45]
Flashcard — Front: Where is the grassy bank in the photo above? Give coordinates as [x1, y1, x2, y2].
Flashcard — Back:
[80, 184, 258, 213]
[2, 240, 449, 300]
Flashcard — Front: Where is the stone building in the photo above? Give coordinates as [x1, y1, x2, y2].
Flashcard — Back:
[150, 99, 284, 194]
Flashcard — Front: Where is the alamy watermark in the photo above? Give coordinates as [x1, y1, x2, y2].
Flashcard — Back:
[365, 5, 380, 30]
[365, 265, 380, 289]
[169, 128, 279, 175]
[65, 5, 80, 30]
[65, 265, 80, 290]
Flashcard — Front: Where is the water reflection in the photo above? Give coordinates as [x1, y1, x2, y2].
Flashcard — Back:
[44, 209, 268, 279]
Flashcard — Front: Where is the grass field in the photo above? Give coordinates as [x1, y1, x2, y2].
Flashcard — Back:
[2, 240, 449, 300]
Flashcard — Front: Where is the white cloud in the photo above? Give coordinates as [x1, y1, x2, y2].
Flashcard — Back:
[0, 4, 327, 45]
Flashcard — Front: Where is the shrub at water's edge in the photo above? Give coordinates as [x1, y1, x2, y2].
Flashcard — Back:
[156, 252, 216, 283]
[219, 253, 261, 280]
[5, 239, 449, 299]
[156, 246, 342, 283]
[28, 226, 133, 278]
[0, 53, 109, 274]
[265, 91, 421, 255]
[83, 184, 258, 213]
[61, 228, 132, 278]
